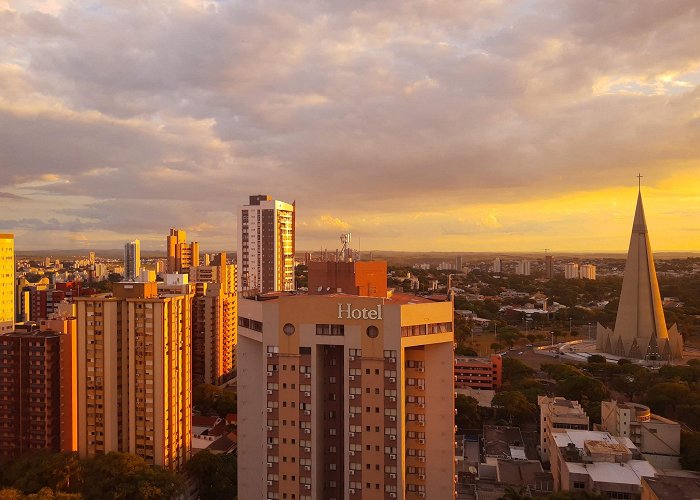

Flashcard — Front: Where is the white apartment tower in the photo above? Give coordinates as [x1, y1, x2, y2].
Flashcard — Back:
[124, 239, 141, 282]
[238, 195, 295, 294]
[0, 234, 14, 334]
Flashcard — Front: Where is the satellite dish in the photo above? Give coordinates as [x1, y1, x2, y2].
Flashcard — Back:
[468, 466, 477, 474]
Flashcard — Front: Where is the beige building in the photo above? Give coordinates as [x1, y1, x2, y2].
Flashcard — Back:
[538, 396, 589, 462]
[579, 264, 596, 280]
[237, 195, 295, 294]
[123, 239, 141, 281]
[564, 263, 580, 280]
[73, 281, 193, 470]
[597, 192, 683, 361]
[549, 429, 655, 497]
[189, 253, 238, 386]
[600, 401, 681, 469]
[238, 286, 455, 499]
[0, 234, 14, 334]
[167, 228, 200, 274]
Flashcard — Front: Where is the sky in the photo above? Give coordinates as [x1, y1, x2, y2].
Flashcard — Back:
[1, 0, 700, 253]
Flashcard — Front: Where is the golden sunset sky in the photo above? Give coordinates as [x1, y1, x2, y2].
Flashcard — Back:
[1, 1, 699, 252]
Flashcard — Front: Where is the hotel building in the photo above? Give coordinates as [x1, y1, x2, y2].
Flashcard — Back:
[73, 281, 193, 469]
[0, 234, 14, 334]
[237, 195, 295, 294]
[238, 263, 455, 500]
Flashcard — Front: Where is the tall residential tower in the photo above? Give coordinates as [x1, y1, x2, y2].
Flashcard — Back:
[0, 234, 14, 334]
[167, 228, 200, 274]
[124, 239, 141, 282]
[238, 195, 295, 294]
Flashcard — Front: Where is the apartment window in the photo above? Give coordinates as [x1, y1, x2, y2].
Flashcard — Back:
[573, 482, 585, 490]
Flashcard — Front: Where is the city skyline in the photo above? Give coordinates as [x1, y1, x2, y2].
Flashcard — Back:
[1, 2, 700, 252]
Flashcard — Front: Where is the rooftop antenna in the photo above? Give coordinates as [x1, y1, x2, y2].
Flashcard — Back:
[637, 173, 643, 192]
[340, 233, 352, 262]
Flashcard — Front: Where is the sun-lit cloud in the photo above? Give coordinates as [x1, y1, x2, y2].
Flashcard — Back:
[0, 0, 699, 252]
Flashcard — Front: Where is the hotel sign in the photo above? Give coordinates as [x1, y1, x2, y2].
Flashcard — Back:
[337, 303, 383, 320]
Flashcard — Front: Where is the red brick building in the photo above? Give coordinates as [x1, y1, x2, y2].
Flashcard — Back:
[454, 354, 502, 390]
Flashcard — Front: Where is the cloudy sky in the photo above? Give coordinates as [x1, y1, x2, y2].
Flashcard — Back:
[2, 0, 700, 253]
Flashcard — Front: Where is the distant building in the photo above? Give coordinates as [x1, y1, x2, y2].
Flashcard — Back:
[538, 396, 589, 462]
[492, 257, 502, 273]
[642, 473, 700, 500]
[88, 251, 95, 266]
[237, 195, 295, 294]
[307, 260, 387, 297]
[545, 255, 554, 279]
[167, 228, 199, 274]
[0, 234, 14, 334]
[515, 260, 531, 276]
[549, 429, 656, 495]
[596, 191, 683, 361]
[579, 264, 596, 280]
[600, 401, 681, 469]
[564, 263, 579, 279]
[454, 354, 502, 390]
[123, 239, 140, 281]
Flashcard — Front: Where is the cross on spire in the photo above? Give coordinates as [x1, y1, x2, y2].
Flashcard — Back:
[637, 173, 643, 192]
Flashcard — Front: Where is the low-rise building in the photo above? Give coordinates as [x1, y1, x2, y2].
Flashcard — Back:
[641, 472, 700, 500]
[539, 396, 589, 462]
[600, 400, 681, 469]
[454, 355, 502, 390]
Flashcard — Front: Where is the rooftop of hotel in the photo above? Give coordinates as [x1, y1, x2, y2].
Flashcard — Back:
[247, 290, 443, 305]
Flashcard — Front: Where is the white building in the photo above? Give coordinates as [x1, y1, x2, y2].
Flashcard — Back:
[492, 257, 502, 273]
[123, 239, 140, 282]
[237, 195, 295, 294]
[539, 396, 589, 462]
[580, 264, 596, 280]
[515, 260, 531, 276]
[564, 263, 580, 279]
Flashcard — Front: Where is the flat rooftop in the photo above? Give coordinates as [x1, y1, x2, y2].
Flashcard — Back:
[553, 430, 635, 452]
[643, 475, 700, 499]
[568, 460, 656, 485]
[247, 291, 442, 305]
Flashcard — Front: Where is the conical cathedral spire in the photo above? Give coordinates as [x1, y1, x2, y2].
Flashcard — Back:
[596, 189, 683, 361]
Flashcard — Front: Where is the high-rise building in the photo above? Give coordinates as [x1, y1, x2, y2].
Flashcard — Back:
[0, 312, 76, 458]
[596, 191, 683, 361]
[73, 281, 193, 469]
[491, 257, 501, 273]
[124, 239, 141, 281]
[0, 234, 14, 334]
[237, 195, 295, 294]
[237, 263, 455, 499]
[579, 264, 596, 280]
[189, 253, 238, 386]
[88, 252, 95, 266]
[545, 255, 554, 279]
[515, 260, 531, 276]
[563, 262, 579, 279]
[166, 228, 199, 274]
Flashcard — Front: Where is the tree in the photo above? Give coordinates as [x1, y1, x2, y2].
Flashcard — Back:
[79, 452, 182, 500]
[491, 391, 536, 425]
[455, 345, 478, 356]
[455, 395, 481, 431]
[587, 354, 606, 364]
[186, 451, 237, 500]
[490, 342, 504, 353]
[680, 431, 700, 471]
[0, 452, 80, 495]
[502, 357, 535, 383]
[617, 358, 632, 366]
[644, 382, 696, 418]
[498, 486, 531, 499]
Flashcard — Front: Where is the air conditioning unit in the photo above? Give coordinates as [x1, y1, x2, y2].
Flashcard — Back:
[390, 493, 397, 499]
[267, 462, 272, 468]
[419, 421, 425, 427]
[390, 435, 396, 441]
[305, 373, 310, 379]
[304, 447, 311, 452]
[350, 432, 355, 437]
[390, 473, 396, 479]
[418, 367, 424, 372]
[419, 457, 425, 463]
[419, 438, 425, 445]
[267, 352, 273, 358]
[390, 454, 396, 460]
[304, 428, 310, 434]
[304, 410, 310, 416]
[418, 403, 425, 408]
[349, 489, 355, 494]
[419, 492, 426, 497]
[349, 375, 354, 381]
[349, 469, 355, 475]
[267, 371, 273, 377]
[267, 444, 273, 449]
[267, 407, 273, 413]
[349, 394, 355, 400]
[350, 450, 355, 456]
[419, 474, 425, 480]
[267, 480, 272, 485]
[305, 465, 310, 471]
[304, 484, 310, 490]
[390, 416, 396, 422]
[304, 391, 311, 397]
[349, 356, 355, 361]
[390, 396, 396, 402]
[266, 389, 273, 395]
[267, 426, 273, 431]
[389, 377, 396, 383]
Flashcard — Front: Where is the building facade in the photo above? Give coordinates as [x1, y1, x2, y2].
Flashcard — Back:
[579, 264, 596, 280]
[73, 282, 193, 469]
[564, 263, 579, 280]
[538, 396, 589, 462]
[0, 234, 14, 334]
[0, 315, 76, 457]
[454, 355, 502, 390]
[237, 291, 455, 499]
[515, 260, 531, 276]
[124, 239, 141, 281]
[237, 195, 295, 294]
[167, 228, 200, 274]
